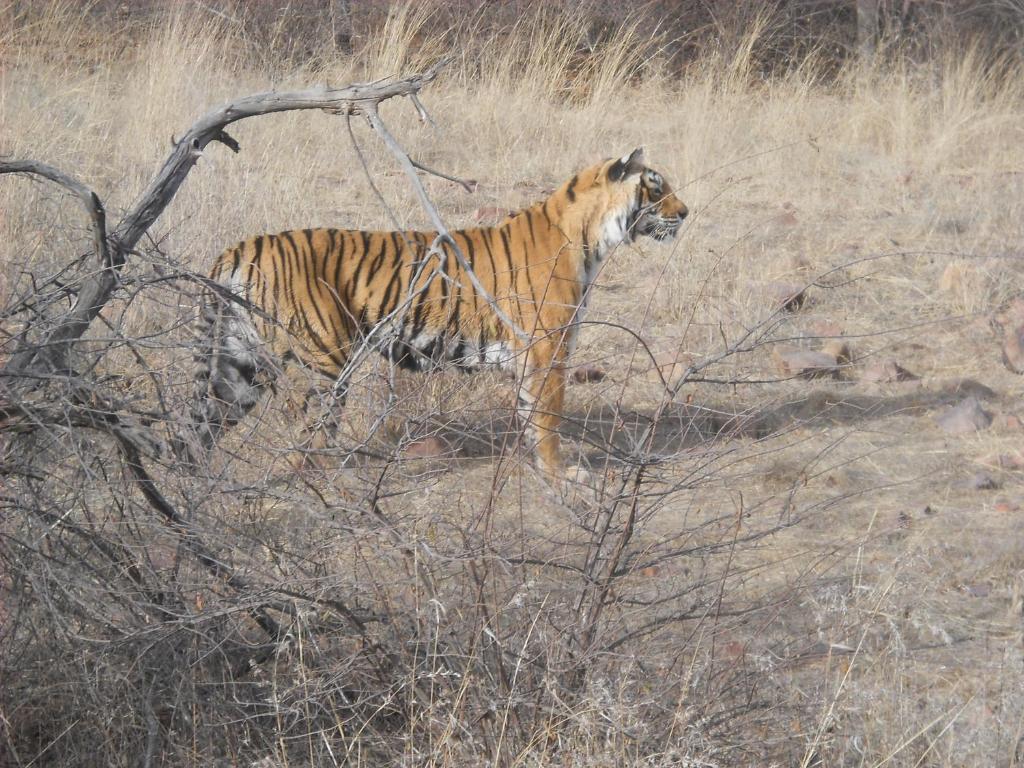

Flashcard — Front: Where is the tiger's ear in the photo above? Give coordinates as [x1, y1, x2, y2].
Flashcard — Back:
[608, 147, 646, 182]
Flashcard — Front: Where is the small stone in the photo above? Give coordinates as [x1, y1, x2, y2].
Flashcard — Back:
[994, 297, 1024, 329]
[994, 499, 1020, 513]
[771, 210, 799, 228]
[939, 261, 968, 293]
[763, 282, 807, 312]
[978, 452, 1024, 471]
[954, 472, 999, 491]
[402, 435, 451, 459]
[821, 339, 853, 366]
[995, 412, 1024, 431]
[1001, 325, 1024, 374]
[644, 344, 694, 382]
[935, 397, 992, 434]
[572, 365, 606, 384]
[859, 359, 918, 384]
[772, 346, 839, 379]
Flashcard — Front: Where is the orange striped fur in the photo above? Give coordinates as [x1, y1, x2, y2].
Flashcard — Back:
[186, 148, 687, 479]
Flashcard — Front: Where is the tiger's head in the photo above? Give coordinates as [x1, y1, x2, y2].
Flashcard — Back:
[605, 147, 688, 243]
[559, 149, 688, 263]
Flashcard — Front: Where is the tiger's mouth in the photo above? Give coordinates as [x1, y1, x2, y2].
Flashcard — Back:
[637, 212, 686, 241]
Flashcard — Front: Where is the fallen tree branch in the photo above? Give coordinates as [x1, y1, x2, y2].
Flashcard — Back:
[0, 162, 110, 372]
[0, 57, 451, 375]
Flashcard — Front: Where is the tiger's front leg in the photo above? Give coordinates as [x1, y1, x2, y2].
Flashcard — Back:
[517, 336, 575, 483]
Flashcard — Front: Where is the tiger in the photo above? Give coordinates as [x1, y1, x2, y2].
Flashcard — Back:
[183, 148, 688, 482]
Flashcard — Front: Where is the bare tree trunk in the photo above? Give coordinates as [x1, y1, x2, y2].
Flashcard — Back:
[857, 0, 880, 63]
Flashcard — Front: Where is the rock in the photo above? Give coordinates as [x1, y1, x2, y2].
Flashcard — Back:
[644, 344, 694, 382]
[954, 472, 999, 491]
[472, 206, 511, 223]
[994, 499, 1021, 513]
[859, 359, 918, 384]
[1001, 325, 1024, 374]
[771, 210, 798, 228]
[772, 346, 839, 379]
[788, 253, 811, 274]
[821, 339, 853, 366]
[994, 297, 1024, 329]
[402, 435, 451, 459]
[994, 412, 1024, 431]
[939, 261, 968, 293]
[572, 365, 606, 384]
[763, 282, 807, 312]
[978, 452, 1024, 471]
[935, 397, 992, 434]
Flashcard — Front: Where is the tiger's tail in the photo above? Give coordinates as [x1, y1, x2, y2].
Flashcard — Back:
[174, 272, 279, 464]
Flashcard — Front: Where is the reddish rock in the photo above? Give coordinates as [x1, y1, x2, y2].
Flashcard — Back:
[821, 339, 853, 366]
[994, 499, 1021, 513]
[1001, 325, 1024, 374]
[772, 346, 839, 379]
[644, 345, 695, 383]
[994, 297, 1024, 329]
[935, 397, 992, 434]
[772, 210, 798, 228]
[402, 435, 451, 459]
[979, 452, 1024, 471]
[572, 365, 606, 384]
[995, 412, 1024, 431]
[939, 261, 967, 294]
[860, 359, 918, 384]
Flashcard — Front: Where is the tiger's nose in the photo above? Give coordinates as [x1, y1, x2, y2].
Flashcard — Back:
[677, 204, 688, 222]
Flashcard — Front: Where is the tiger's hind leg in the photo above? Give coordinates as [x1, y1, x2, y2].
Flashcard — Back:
[286, 373, 350, 473]
[176, 291, 279, 464]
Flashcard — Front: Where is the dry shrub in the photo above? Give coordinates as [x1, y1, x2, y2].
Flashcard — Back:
[2, 3, 1024, 767]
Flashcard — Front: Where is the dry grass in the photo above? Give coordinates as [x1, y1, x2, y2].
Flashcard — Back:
[2, 3, 1024, 766]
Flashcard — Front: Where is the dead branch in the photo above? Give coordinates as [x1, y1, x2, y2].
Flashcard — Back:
[0, 57, 451, 375]
[0, 162, 110, 372]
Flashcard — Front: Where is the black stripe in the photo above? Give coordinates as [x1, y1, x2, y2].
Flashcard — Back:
[458, 230, 479, 314]
[566, 175, 578, 202]
[329, 229, 344, 294]
[379, 263, 402, 312]
[540, 199, 554, 226]
[499, 226, 515, 283]
[279, 232, 299, 322]
[296, 236, 332, 339]
[481, 227, 500, 305]
[524, 209, 537, 247]
[350, 231, 371, 291]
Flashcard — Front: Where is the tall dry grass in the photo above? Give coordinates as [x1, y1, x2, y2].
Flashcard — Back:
[2, 2, 1024, 766]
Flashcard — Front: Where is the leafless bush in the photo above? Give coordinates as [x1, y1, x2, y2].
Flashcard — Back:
[0, 59, 849, 768]
[4, 5, 1023, 766]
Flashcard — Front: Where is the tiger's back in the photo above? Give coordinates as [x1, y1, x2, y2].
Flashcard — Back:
[209, 219, 578, 379]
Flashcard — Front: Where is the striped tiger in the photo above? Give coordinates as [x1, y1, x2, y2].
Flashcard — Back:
[184, 148, 687, 481]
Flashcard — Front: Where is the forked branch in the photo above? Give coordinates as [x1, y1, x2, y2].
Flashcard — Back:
[0, 57, 452, 374]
